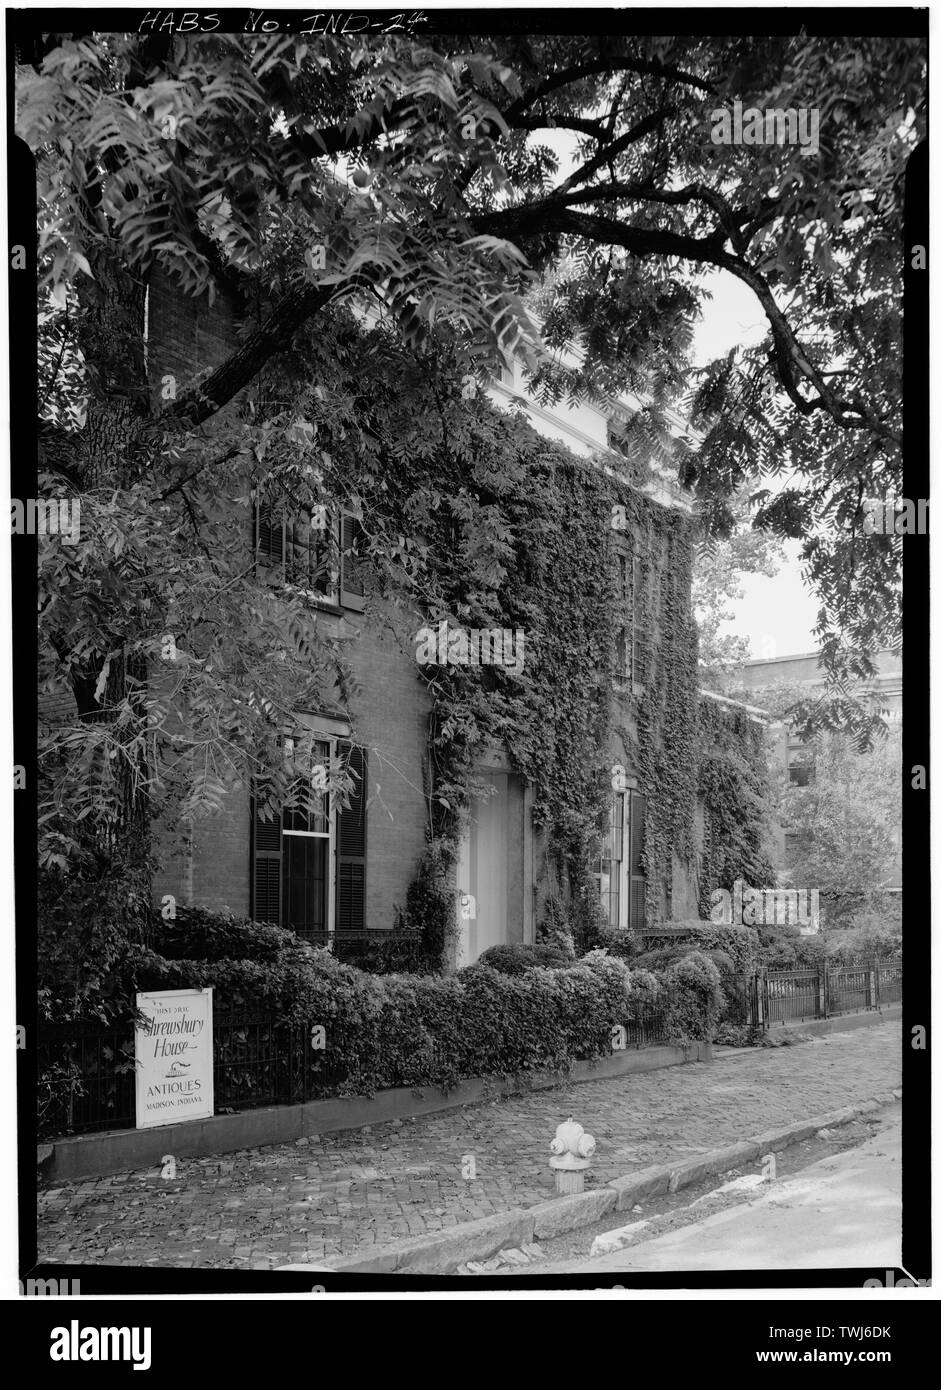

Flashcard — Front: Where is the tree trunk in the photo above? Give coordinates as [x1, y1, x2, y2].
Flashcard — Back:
[75, 245, 149, 485]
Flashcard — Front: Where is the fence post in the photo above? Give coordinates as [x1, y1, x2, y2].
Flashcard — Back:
[869, 958, 878, 1011]
[818, 962, 827, 1019]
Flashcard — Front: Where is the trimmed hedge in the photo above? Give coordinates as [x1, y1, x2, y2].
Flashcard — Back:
[477, 942, 574, 974]
[95, 918, 723, 1098]
[660, 952, 726, 1042]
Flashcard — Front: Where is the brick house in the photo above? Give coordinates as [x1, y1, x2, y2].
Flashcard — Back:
[735, 651, 903, 922]
[143, 278, 727, 968]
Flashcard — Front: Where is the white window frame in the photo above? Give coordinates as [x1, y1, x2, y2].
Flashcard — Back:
[598, 792, 631, 931]
[281, 728, 338, 940]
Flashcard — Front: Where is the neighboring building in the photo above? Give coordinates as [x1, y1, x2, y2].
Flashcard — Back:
[140, 278, 738, 967]
[735, 650, 902, 918]
[737, 649, 902, 725]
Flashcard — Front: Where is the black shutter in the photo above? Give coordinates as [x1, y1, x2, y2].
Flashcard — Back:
[250, 788, 282, 925]
[629, 790, 647, 932]
[629, 791, 646, 875]
[336, 743, 367, 932]
[339, 513, 366, 611]
[255, 502, 285, 567]
[631, 554, 645, 684]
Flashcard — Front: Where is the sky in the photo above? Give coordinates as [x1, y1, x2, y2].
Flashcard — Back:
[537, 126, 821, 662]
[691, 271, 820, 660]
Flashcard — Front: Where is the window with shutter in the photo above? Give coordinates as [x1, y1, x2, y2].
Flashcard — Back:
[253, 499, 338, 603]
[251, 735, 335, 940]
[339, 514, 366, 612]
[336, 743, 367, 933]
[279, 736, 331, 943]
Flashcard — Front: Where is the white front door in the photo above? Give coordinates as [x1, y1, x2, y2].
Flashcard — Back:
[457, 774, 509, 967]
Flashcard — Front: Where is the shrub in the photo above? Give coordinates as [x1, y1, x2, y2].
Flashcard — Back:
[624, 967, 662, 1014]
[477, 942, 572, 975]
[685, 924, 760, 974]
[607, 939, 747, 1026]
[593, 927, 635, 961]
[536, 895, 577, 959]
[826, 914, 902, 964]
[333, 929, 426, 975]
[756, 921, 804, 968]
[661, 951, 725, 1044]
[40, 908, 726, 1133]
[570, 888, 608, 953]
[156, 905, 302, 963]
[39, 855, 157, 1022]
[401, 839, 456, 970]
[631, 945, 690, 972]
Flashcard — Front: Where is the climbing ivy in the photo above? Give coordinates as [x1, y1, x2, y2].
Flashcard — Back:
[616, 500, 701, 923]
[258, 310, 755, 963]
[696, 697, 777, 916]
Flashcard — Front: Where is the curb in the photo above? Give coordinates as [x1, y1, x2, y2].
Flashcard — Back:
[291, 1087, 901, 1276]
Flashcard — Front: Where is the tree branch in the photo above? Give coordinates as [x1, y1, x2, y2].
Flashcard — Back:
[162, 282, 336, 428]
[502, 55, 716, 123]
[283, 56, 714, 165]
[556, 110, 674, 194]
[473, 199, 901, 447]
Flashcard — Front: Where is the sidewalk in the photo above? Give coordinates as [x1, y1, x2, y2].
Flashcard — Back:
[561, 1107, 901, 1273]
[37, 1021, 901, 1270]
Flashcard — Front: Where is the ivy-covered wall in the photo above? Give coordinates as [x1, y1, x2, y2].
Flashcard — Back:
[154, 299, 771, 962]
[695, 695, 777, 918]
[316, 340, 711, 956]
[610, 497, 701, 925]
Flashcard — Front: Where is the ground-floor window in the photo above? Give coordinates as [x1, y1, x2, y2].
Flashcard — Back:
[250, 736, 367, 940]
[597, 789, 647, 932]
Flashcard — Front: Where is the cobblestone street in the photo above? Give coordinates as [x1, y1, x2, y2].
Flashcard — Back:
[38, 1022, 901, 1270]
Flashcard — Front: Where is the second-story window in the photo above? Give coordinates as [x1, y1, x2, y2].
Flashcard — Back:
[786, 734, 816, 786]
[614, 549, 643, 687]
[254, 503, 365, 613]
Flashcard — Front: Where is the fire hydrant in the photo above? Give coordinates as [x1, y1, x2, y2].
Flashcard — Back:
[549, 1116, 596, 1195]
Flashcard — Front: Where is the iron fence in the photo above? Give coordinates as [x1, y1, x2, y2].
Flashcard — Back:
[38, 1011, 352, 1140]
[37, 1019, 137, 1138]
[37, 960, 898, 1139]
[877, 961, 903, 1004]
[38, 1001, 670, 1140]
[303, 928, 424, 973]
[748, 959, 901, 1028]
[620, 1005, 669, 1048]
